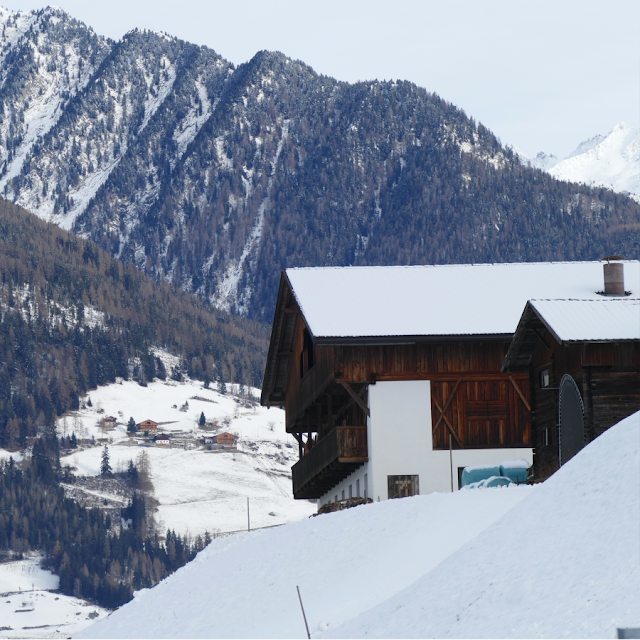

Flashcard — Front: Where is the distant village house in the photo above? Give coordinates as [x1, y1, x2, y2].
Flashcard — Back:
[203, 432, 237, 450]
[138, 419, 158, 431]
[154, 433, 171, 446]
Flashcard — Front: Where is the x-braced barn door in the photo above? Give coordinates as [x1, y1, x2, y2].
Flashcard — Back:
[431, 377, 531, 449]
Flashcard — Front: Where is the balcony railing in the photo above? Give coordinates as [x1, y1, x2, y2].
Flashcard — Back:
[292, 426, 368, 499]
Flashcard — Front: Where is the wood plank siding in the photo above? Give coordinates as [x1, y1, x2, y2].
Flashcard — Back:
[508, 312, 640, 479]
[431, 377, 531, 449]
[263, 271, 536, 499]
[283, 337, 532, 450]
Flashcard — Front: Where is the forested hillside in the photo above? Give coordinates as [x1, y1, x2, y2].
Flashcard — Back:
[0, 7, 637, 324]
[0, 197, 267, 449]
[0, 437, 203, 608]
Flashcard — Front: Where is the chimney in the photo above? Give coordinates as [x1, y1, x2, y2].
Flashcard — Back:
[602, 256, 625, 295]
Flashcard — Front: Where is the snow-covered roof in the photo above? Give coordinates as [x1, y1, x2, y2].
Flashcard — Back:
[285, 261, 640, 340]
[529, 299, 640, 342]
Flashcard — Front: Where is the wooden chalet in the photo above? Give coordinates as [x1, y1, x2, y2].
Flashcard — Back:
[503, 296, 640, 478]
[261, 261, 640, 504]
[138, 419, 158, 431]
[216, 432, 236, 445]
[154, 433, 171, 446]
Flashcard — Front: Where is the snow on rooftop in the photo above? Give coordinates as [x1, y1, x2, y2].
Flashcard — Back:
[286, 261, 640, 339]
[531, 298, 640, 342]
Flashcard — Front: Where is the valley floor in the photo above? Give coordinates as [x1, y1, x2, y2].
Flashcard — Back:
[0, 555, 108, 639]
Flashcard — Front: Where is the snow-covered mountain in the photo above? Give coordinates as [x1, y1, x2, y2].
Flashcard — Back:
[80, 410, 640, 638]
[530, 122, 640, 200]
[0, 7, 639, 322]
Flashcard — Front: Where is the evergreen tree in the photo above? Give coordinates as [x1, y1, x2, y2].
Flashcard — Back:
[127, 417, 137, 433]
[199, 412, 205, 427]
[218, 366, 227, 394]
[100, 445, 112, 477]
[126, 459, 139, 486]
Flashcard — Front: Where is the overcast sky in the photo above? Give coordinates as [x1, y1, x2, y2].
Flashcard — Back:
[3, 0, 639, 158]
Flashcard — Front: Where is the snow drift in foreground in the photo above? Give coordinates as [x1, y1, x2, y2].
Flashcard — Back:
[80, 410, 640, 639]
[328, 410, 640, 639]
[79, 486, 533, 638]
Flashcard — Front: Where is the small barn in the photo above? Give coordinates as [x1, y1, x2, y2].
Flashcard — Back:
[138, 419, 158, 432]
[154, 433, 171, 446]
[503, 296, 640, 477]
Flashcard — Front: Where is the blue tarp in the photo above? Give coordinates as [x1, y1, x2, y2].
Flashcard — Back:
[499, 464, 528, 484]
[460, 466, 501, 487]
[460, 462, 530, 488]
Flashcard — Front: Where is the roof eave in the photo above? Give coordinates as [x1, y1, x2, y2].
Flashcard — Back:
[315, 333, 513, 347]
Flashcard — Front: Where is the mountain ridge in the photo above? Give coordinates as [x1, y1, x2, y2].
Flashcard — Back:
[0, 7, 638, 323]
[528, 121, 640, 202]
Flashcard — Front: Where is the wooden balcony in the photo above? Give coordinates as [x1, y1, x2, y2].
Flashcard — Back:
[292, 426, 368, 499]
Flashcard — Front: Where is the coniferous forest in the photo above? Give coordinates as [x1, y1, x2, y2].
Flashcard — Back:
[0, 197, 267, 449]
[0, 434, 204, 608]
[0, 7, 637, 325]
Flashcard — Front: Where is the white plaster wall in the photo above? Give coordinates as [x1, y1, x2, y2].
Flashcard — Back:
[319, 463, 371, 507]
[366, 380, 432, 501]
[319, 380, 533, 505]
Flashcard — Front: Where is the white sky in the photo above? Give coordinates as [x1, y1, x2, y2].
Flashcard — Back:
[3, 0, 640, 158]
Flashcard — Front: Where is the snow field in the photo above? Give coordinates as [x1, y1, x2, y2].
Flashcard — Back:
[326, 410, 640, 638]
[59, 378, 315, 536]
[82, 411, 640, 638]
[79, 485, 534, 639]
[0, 556, 108, 639]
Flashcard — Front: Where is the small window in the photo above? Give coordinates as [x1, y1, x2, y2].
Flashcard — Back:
[300, 327, 315, 378]
[364, 474, 368, 499]
[541, 428, 550, 447]
[335, 495, 338, 503]
[341, 489, 345, 500]
[349, 484, 353, 498]
[356, 479, 360, 497]
[387, 475, 419, 499]
[541, 370, 550, 388]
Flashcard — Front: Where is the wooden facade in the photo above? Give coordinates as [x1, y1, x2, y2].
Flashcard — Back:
[261, 274, 533, 499]
[138, 419, 158, 431]
[503, 303, 640, 478]
[216, 432, 236, 445]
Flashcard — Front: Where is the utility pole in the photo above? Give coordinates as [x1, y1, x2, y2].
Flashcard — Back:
[449, 434, 454, 492]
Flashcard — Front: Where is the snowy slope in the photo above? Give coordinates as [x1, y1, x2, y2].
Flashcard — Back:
[79, 486, 534, 639]
[532, 122, 640, 199]
[328, 410, 640, 638]
[80, 411, 640, 639]
[59, 378, 315, 536]
[0, 555, 108, 639]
